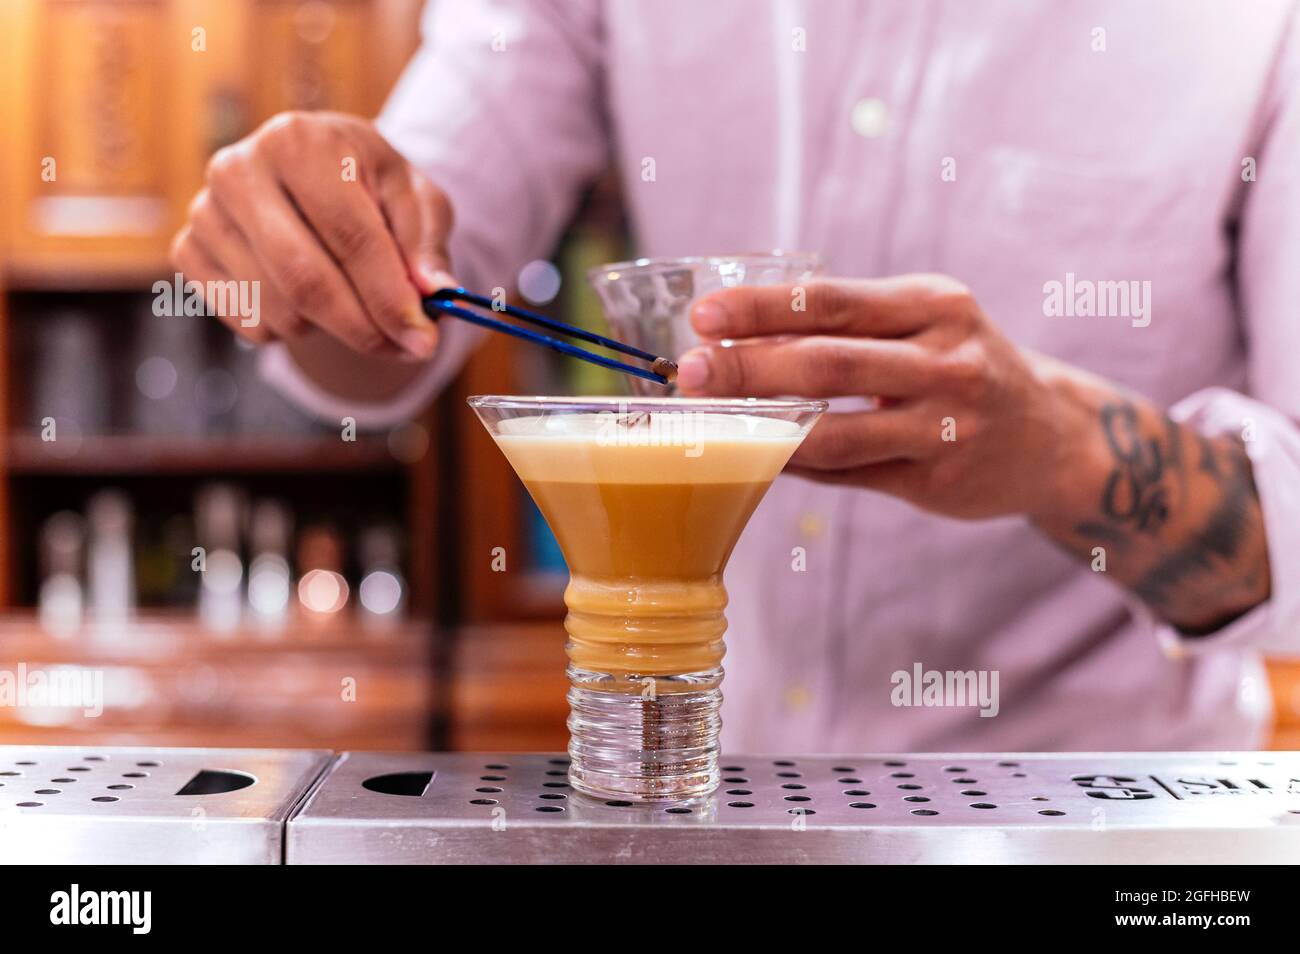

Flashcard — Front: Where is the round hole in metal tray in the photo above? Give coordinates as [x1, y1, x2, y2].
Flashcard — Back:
[476, 786, 502, 793]
[92, 796, 119, 803]
[35, 789, 60, 795]
[107, 784, 133, 791]
[970, 802, 997, 809]
[838, 777, 862, 784]
[903, 795, 930, 803]
[952, 777, 976, 784]
[122, 772, 148, 779]
[535, 805, 564, 813]
[722, 765, 745, 772]
[832, 766, 857, 773]
[788, 807, 815, 815]
[961, 790, 987, 797]
[605, 800, 632, 807]
[884, 760, 907, 767]
[727, 801, 754, 808]
[483, 763, 509, 770]
[1038, 810, 1065, 816]
[16, 801, 42, 807]
[665, 807, 692, 814]
[725, 789, 752, 796]
[773, 760, 796, 767]
[16, 761, 36, 766]
[545, 770, 566, 777]
[542, 781, 569, 789]
[722, 776, 748, 783]
[538, 793, 567, 801]
[784, 795, 811, 802]
[910, 809, 939, 816]
[480, 775, 506, 782]
[843, 789, 871, 796]
[66, 766, 91, 773]
[849, 802, 877, 809]
[136, 761, 160, 768]
[1011, 772, 1027, 778]
[944, 766, 967, 773]
[897, 783, 922, 790]
[781, 783, 806, 790]
[998, 761, 1020, 767]
[776, 772, 801, 779]
[470, 798, 497, 805]
[0, 771, 19, 777]
[890, 771, 914, 778]
[52, 778, 75, 784]
[84, 756, 106, 762]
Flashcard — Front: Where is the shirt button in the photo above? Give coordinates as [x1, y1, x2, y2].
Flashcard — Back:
[798, 512, 826, 540]
[850, 97, 889, 138]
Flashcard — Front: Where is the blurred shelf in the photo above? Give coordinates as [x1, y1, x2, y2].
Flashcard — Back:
[5, 433, 402, 475]
[0, 609, 433, 661]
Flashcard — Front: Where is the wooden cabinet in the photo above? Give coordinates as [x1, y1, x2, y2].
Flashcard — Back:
[0, 0, 420, 285]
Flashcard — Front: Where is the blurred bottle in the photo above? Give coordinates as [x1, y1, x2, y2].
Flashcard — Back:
[195, 483, 245, 634]
[296, 523, 349, 620]
[247, 499, 293, 634]
[86, 490, 135, 638]
[31, 309, 111, 447]
[131, 298, 206, 435]
[358, 523, 405, 633]
[38, 510, 85, 638]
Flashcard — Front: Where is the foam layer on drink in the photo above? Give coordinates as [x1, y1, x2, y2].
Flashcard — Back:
[492, 411, 803, 680]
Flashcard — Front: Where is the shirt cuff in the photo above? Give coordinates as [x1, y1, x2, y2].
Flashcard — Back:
[1142, 387, 1300, 659]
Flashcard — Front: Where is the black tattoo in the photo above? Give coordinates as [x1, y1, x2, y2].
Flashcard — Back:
[1099, 402, 1170, 533]
[1069, 399, 1267, 630]
[1133, 443, 1257, 618]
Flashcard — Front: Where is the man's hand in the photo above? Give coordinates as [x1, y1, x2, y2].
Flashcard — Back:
[170, 111, 455, 361]
[678, 274, 1077, 518]
[678, 274, 1271, 632]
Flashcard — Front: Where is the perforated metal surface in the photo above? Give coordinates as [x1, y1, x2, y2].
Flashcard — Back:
[0, 746, 331, 864]
[288, 752, 1300, 864]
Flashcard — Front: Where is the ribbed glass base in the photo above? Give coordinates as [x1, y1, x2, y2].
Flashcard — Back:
[566, 665, 722, 802]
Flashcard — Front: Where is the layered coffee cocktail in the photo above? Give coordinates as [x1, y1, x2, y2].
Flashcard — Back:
[469, 396, 825, 800]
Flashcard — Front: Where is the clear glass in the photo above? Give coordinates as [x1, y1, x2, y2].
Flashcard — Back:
[468, 396, 826, 801]
[588, 252, 823, 396]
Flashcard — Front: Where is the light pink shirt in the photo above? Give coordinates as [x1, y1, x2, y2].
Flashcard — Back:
[267, 0, 1300, 751]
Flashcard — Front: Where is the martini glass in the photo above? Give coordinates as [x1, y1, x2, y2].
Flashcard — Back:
[468, 395, 826, 801]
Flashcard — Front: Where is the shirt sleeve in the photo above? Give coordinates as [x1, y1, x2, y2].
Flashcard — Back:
[1149, 7, 1300, 659]
[262, 0, 609, 429]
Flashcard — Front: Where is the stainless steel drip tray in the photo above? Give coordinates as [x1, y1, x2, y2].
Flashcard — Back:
[0, 746, 331, 864]
[287, 752, 1300, 864]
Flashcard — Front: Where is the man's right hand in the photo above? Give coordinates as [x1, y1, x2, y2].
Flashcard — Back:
[170, 111, 455, 360]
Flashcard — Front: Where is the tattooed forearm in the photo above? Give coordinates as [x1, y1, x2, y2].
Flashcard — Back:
[1036, 394, 1271, 634]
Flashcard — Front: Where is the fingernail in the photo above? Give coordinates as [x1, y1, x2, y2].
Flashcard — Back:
[421, 264, 458, 293]
[676, 348, 711, 390]
[692, 300, 726, 336]
[399, 328, 437, 360]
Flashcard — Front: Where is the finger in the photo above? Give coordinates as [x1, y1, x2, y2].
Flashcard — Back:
[171, 227, 276, 345]
[690, 274, 969, 341]
[675, 335, 932, 398]
[378, 165, 457, 296]
[265, 138, 437, 352]
[186, 189, 308, 340]
[207, 146, 431, 358]
[789, 410, 923, 470]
